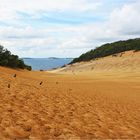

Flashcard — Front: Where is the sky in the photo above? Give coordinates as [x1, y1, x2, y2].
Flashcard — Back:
[0, 0, 140, 58]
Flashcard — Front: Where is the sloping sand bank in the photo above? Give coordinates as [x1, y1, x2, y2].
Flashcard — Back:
[52, 50, 140, 74]
[0, 51, 140, 139]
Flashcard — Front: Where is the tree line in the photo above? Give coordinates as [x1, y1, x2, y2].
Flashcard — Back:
[0, 45, 32, 70]
[70, 38, 140, 64]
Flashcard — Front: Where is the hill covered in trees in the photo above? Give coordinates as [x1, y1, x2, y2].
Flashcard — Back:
[0, 45, 32, 70]
[70, 38, 140, 64]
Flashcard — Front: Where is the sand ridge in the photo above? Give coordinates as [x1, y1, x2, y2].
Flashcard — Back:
[0, 51, 140, 139]
[52, 50, 140, 74]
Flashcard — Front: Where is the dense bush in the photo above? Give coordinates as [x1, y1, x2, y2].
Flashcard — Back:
[70, 38, 140, 64]
[0, 45, 32, 70]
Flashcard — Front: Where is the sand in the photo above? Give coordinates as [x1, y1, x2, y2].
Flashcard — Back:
[0, 51, 140, 139]
[52, 50, 140, 74]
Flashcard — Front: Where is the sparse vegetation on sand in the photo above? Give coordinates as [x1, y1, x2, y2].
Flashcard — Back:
[0, 45, 32, 70]
[71, 38, 140, 64]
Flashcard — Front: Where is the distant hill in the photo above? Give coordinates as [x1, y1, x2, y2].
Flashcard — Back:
[0, 45, 32, 70]
[70, 38, 140, 64]
[22, 57, 33, 59]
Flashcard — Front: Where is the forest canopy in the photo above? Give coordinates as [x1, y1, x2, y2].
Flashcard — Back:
[0, 45, 32, 70]
[70, 38, 140, 64]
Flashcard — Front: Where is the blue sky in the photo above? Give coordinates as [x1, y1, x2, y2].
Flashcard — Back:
[0, 0, 139, 57]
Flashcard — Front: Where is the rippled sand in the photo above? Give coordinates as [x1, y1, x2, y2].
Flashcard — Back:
[0, 51, 140, 139]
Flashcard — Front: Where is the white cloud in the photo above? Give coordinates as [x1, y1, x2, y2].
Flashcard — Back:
[0, 0, 101, 20]
[108, 0, 140, 35]
[0, 0, 140, 57]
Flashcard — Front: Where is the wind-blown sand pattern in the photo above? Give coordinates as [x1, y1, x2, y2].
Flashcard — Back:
[0, 51, 140, 139]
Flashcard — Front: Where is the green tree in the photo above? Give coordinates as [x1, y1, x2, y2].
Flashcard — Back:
[0, 45, 32, 70]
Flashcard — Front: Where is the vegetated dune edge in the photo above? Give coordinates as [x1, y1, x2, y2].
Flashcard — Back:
[0, 50, 140, 139]
[51, 50, 140, 74]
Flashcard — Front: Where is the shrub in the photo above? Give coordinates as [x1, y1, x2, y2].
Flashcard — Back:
[70, 38, 140, 64]
[0, 45, 32, 70]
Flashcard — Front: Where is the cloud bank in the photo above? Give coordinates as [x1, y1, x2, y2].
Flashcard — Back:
[0, 0, 140, 57]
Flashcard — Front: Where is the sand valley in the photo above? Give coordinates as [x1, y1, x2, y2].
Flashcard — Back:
[0, 51, 140, 139]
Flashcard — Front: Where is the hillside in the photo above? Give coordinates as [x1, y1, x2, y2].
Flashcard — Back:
[0, 45, 31, 70]
[71, 38, 140, 64]
[52, 51, 140, 74]
[0, 60, 140, 139]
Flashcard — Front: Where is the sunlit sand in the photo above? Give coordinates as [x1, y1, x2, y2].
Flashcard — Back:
[0, 51, 140, 139]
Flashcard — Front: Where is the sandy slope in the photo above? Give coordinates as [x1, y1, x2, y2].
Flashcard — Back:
[52, 50, 140, 74]
[0, 51, 140, 139]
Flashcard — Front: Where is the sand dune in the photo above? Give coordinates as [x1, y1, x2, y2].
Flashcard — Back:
[52, 51, 140, 74]
[0, 51, 140, 139]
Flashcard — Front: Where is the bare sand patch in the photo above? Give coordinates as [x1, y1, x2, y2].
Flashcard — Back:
[0, 51, 140, 139]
